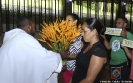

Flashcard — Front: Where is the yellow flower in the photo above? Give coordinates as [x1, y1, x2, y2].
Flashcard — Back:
[38, 18, 81, 52]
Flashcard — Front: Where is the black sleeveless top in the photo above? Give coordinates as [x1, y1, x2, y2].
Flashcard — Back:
[72, 41, 107, 83]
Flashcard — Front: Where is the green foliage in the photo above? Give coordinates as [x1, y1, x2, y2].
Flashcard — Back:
[1, 0, 133, 28]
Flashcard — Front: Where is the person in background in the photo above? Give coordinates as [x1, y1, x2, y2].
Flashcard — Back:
[122, 30, 133, 81]
[129, 30, 133, 81]
[0, 16, 65, 83]
[62, 13, 83, 83]
[71, 18, 107, 83]
[102, 17, 133, 81]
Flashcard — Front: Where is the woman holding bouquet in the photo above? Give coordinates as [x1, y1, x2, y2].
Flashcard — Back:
[71, 18, 107, 83]
[62, 13, 82, 83]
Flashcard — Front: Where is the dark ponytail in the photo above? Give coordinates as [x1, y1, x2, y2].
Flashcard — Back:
[85, 18, 106, 43]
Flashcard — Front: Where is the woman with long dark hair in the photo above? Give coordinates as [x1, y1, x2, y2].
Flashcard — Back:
[62, 13, 82, 83]
[71, 18, 107, 83]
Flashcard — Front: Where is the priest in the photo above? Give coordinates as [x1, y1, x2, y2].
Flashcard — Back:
[0, 16, 63, 83]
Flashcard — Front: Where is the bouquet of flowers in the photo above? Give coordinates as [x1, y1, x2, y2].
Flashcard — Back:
[38, 18, 81, 65]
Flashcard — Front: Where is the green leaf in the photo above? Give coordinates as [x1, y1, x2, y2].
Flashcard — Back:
[59, 42, 64, 51]
[52, 43, 58, 52]
[62, 59, 67, 66]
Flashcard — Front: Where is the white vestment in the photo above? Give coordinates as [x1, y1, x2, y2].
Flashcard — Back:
[0, 28, 62, 83]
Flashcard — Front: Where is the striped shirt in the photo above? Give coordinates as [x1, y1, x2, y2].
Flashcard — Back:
[66, 36, 82, 71]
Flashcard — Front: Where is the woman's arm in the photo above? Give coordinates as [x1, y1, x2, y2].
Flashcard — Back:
[67, 40, 84, 59]
[101, 35, 111, 50]
[79, 55, 107, 83]
[67, 54, 78, 59]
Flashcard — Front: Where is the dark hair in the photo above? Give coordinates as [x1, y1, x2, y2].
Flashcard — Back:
[17, 16, 34, 28]
[85, 18, 105, 39]
[85, 18, 106, 45]
[116, 17, 128, 24]
[66, 13, 79, 25]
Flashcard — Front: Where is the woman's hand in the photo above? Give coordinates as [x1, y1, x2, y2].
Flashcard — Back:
[121, 43, 132, 60]
[69, 78, 72, 83]
[121, 42, 128, 50]
[58, 50, 69, 59]
[121, 43, 126, 49]
[100, 34, 106, 40]
[121, 30, 127, 39]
